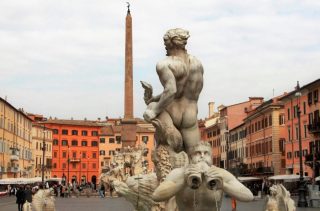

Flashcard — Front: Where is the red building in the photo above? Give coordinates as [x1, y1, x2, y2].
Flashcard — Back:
[44, 119, 102, 186]
[280, 79, 320, 177]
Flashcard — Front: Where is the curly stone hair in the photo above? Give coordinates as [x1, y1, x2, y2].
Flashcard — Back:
[163, 28, 190, 51]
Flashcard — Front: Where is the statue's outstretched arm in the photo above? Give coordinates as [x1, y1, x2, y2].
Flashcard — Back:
[152, 168, 184, 202]
[206, 167, 254, 202]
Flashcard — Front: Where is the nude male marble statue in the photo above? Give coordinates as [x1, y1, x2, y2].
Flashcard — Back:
[142, 28, 204, 155]
[152, 142, 254, 211]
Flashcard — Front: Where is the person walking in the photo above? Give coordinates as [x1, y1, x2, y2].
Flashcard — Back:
[24, 185, 33, 203]
[16, 186, 25, 211]
[99, 184, 105, 198]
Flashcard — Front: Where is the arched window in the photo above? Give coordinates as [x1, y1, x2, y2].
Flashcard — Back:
[91, 141, 98, 147]
[71, 140, 78, 146]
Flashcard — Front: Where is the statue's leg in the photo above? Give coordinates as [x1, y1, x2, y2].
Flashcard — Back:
[180, 122, 201, 155]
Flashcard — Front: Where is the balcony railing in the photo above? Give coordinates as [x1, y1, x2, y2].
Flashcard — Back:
[308, 122, 320, 133]
[70, 157, 81, 162]
[7, 167, 19, 173]
[10, 155, 19, 161]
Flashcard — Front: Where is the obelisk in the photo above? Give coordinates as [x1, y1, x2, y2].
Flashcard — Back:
[121, 3, 137, 148]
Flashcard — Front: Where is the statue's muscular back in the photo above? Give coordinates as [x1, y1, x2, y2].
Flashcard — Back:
[156, 54, 203, 129]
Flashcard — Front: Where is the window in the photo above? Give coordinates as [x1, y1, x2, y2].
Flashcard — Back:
[71, 140, 78, 146]
[81, 130, 88, 136]
[279, 114, 285, 125]
[269, 115, 272, 126]
[109, 138, 115, 143]
[82, 152, 86, 158]
[295, 125, 299, 140]
[101, 162, 104, 167]
[100, 138, 105, 143]
[304, 124, 307, 138]
[62, 140, 68, 146]
[53, 139, 58, 145]
[62, 129, 68, 135]
[72, 163, 76, 169]
[62, 152, 67, 158]
[36, 142, 38, 150]
[82, 163, 86, 169]
[72, 130, 78, 135]
[116, 136, 121, 144]
[92, 152, 97, 158]
[92, 163, 96, 169]
[303, 102, 306, 114]
[142, 136, 148, 144]
[308, 92, 313, 105]
[91, 141, 98, 147]
[53, 163, 57, 168]
[53, 151, 57, 158]
[264, 118, 268, 127]
[109, 150, 115, 155]
[288, 127, 291, 141]
[314, 90, 319, 103]
[53, 129, 58, 134]
[287, 152, 292, 159]
[100, 150, 105, 155]
[72, 152, 76, 158]
[91, 131, 98, 136]
[287, 108, 291, 120]
[81, 140, 87, 146]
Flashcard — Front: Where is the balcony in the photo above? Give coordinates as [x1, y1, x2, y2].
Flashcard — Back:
[10, 148, 20, 161]
[7, 167, 19, 173]
[10, 155, 19, 161]
[308, 122, 320, 134]
[70, 157, 81, 163]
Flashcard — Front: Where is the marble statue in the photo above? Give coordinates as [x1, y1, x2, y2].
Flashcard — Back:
[113, 173, 165, 211]
[100, 144, 149, 191]
[264, 184, 296, 211]
[141, 28, 203, 155]
[32, 188, 56, 211]
[152, 142, 254, 211]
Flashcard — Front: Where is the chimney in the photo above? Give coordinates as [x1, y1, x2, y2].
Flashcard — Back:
[208, 102, 215, 117]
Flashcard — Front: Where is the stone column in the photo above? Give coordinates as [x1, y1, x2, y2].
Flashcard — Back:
[121, 7, 137, 148]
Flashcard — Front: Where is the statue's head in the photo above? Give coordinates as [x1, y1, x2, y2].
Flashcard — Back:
[163, 28, 190, 55]
[189, 141, 212, 165]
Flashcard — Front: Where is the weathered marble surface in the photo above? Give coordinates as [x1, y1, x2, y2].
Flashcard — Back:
[152, 142, 253, 211]
[264, 184, 296, 211]
[31, 188, 56, 211]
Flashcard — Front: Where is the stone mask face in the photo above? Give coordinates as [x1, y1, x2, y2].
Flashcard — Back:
[190, 145, 212, 166]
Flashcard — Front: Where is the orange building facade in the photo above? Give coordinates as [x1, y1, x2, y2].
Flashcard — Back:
[44, 119, 102, 186]
[99, 119, 155, 174]
[244, 97, 286, 176]
[220, 97, 264, 168]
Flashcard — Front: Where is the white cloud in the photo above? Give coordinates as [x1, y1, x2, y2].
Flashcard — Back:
[0, 0, 319, 120]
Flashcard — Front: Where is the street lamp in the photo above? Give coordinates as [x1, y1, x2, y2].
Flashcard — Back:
[295, 81, 308, 207]
[67, 144, 70, 186]
[42, 124, 47, 185]
[87, 156, 90, 185]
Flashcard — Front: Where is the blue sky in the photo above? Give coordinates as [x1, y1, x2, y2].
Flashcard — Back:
[0, 0, 319, 120]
